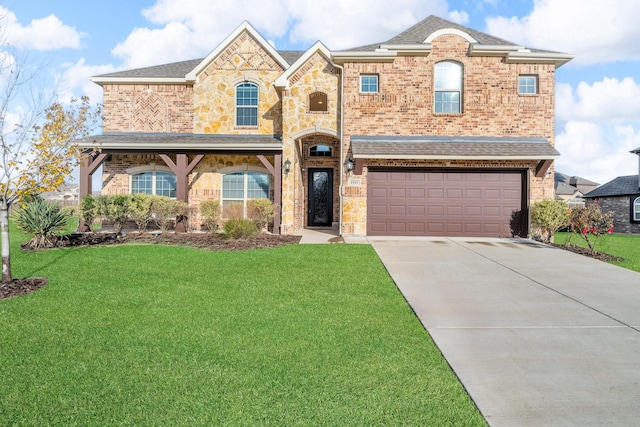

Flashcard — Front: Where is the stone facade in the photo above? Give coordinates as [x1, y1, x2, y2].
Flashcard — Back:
[589, 196, 640, 234]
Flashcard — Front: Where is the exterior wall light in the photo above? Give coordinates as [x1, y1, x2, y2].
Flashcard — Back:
[284, 158, 291, 175]
[346, 158, 355, 174]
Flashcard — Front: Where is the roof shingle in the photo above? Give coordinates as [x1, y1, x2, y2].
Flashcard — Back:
[584, 175, 640, 198]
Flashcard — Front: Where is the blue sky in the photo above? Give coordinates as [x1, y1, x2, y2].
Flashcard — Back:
[2, 0, 640, 185]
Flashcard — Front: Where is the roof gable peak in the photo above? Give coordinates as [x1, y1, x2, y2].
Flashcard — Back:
[185, 21, 290, 81]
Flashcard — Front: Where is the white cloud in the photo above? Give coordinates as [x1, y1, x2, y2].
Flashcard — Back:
[54, 58, 116, 104]
[0, 6, 83, 51]
[555, 121, 639, 184]
[448, 10, 470, 25]
[485, 0, 640, 65]
[111, 0, 448, 68]
[557, 78, 640, 123]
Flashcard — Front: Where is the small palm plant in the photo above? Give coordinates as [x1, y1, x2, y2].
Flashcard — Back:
[14, 195, 68, 249]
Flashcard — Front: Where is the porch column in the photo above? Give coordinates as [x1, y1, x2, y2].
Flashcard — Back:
[257, 154, 282, 234]
[79, 152, 108, 198]
[159, 154, 204, 202]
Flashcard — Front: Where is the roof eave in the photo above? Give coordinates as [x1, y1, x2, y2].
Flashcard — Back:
[352, 154, 560, 161]
[331, 51, 397, 63]
[89, 77, 189, 86]
[505, 51, 574, 68]
[275, 41, 333, 89]
[377, 44, 432, 55]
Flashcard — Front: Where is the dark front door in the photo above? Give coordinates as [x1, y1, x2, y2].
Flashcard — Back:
[308, 168, 333, 226]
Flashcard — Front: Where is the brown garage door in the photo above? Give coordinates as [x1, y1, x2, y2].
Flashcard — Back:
[367, 170, 524, 237]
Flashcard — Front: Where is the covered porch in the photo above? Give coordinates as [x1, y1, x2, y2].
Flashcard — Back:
[78, 133, 284, 233]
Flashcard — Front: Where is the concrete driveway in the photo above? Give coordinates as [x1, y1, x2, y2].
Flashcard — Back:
[369, 236, 640, 426]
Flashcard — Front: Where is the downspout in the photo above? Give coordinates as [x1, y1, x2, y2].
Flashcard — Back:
[334, 62, 345, 237]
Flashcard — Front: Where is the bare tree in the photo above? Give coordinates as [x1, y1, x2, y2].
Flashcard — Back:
[0, 49, 100, 282]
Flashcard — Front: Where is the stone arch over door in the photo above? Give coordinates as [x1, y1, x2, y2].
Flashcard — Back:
[297, 133, 340, 228]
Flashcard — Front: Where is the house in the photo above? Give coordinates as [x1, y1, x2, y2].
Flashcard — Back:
[78, 15, 572, 237]
[41, 183, 80, 205]
[583, 149, 640, 234]
[555, 172, 599, 207]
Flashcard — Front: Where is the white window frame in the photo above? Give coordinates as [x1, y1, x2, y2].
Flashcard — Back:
[235, 82, 259, 127]
[221, 168, 271, 217]
[634, 196, 640, 221]
[360, 74, 379, 93]
[518, 75, 538, 95]
[127, 165, 176, 198]
[434, 61, 463, 113]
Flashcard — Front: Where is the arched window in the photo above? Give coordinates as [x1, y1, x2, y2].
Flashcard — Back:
[222, 171, 270, 216]
[310, 145, 332, 157]
[634, 196, 640, 221]
[131, 171, 176, 198]
[236, 83, 258, 126]
[434, 61, 463, 113]
[309, 92, 328, 112]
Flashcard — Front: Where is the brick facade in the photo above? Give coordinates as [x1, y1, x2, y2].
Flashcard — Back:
[92, 17, 566, 236]
[590, 196, 640, 234]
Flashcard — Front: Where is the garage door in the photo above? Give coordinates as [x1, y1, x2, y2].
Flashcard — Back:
[367, 170, 524, 237]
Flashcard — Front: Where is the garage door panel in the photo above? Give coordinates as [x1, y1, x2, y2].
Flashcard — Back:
[368, 170, 524, 237]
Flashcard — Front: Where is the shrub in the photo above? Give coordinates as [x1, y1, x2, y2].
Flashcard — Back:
[14, 195, 68, 249]
[222, 202, 243, 220]
[199, 200, 221, 232]
[150, 196, 186, 233]
[79, 195, 97, 231]
[224, 218, 257, 239]
[95, 194, 131, 234]
[530, 199, 570, 243]
[568, 201, 614, 253]
[129, 193, 154, 232]
[247, 199, 276, 232]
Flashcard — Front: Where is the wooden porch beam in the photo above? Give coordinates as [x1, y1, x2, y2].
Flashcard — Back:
[159, 153, 204, 202]
[257, 154, 275, 175]
[79, 152, 108, 198]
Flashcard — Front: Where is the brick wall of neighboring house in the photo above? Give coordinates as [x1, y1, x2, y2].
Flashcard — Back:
[339, 33, 557, 235]
[589, 196, 640, 234]
[280, 51, 341, 233]
[102, 84, 193, 133]
[193, 31, 285, 135]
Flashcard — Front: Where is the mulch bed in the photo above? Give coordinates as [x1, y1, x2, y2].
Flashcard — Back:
[3, 231, 301, 300]
[553, 243, 624, 262]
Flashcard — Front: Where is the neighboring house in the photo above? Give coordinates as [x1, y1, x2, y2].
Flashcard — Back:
[78, 15, 572, 237]
[41, 183, 80, 205]
[555, 172, 599, 207]
[583, 150, 640, 234]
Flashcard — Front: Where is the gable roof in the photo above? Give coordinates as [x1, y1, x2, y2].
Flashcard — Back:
[91, 22, 304, 85]
[584, 175, 640, 198]
[275, 41, 333, 89]
[334, 15, 573, 67]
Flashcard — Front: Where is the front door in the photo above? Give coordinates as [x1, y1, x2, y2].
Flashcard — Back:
[308, 168, 333, 226]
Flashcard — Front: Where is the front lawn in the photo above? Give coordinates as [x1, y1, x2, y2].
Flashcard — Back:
[554, 232, 640, 272]
[0, 226, 484, 425]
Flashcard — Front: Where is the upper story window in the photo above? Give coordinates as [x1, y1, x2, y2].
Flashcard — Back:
[236, 83, 258, 126]
[360, 74, 378, 93]
[309, 92, 328, 112]
[434, 61, 463, 113]
[518, 75, 538, 94]
[633, 196, 640, 221]
[131, 171, 176, 198]
[310, 145, 332, 157]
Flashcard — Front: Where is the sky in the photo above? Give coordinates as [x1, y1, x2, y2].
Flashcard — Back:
[2, 0, 640, 186]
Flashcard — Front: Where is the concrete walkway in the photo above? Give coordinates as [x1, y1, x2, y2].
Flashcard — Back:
[369, 237, 640, 426]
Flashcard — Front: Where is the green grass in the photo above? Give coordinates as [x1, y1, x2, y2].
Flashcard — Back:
[0, 221, 485, 426]
[555, 232, 640, 272]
